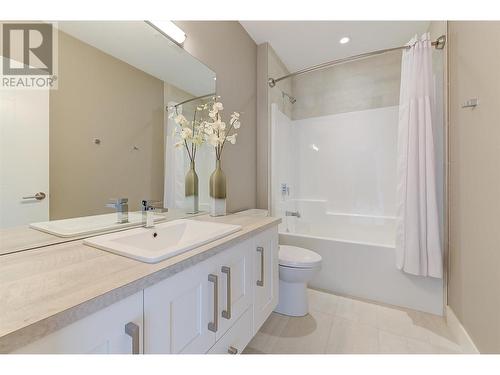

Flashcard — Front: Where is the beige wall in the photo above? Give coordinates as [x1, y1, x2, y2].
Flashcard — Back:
[176, 21, 257, 213]
[291, 51, 401, 120]
[448, 21, 500, 353]
[50, 31, 164, 218]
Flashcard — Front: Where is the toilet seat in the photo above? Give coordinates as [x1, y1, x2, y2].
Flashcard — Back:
[279, 245, 322, 269]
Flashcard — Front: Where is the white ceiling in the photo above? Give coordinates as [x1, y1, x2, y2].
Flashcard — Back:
[240, 21, 430, 72]
[57, 21, 216, 96]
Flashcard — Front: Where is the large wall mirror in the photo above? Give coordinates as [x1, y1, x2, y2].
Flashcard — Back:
[0, 21, 216, 254]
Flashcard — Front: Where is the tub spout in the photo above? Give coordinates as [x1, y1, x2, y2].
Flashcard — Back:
[285, 210, 301, 218]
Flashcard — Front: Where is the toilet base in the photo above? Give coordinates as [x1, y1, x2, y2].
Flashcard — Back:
[274, 280, 309, 317]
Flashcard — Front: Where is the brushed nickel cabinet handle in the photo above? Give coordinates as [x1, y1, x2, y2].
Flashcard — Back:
[208, 274, 218, 332]
[228, 346, 238, 354]
[124, 322, 140, 354]
[221, 266, 231, 320]
[22, 192, 46, 201]
[256, 246, 264, 287]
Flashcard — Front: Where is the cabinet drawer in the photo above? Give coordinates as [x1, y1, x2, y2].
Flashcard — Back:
[207, 307, 253, 354]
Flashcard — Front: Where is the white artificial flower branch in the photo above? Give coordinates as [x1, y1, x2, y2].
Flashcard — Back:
[170, 97, 241, 163]
[205, 101, 241, 161]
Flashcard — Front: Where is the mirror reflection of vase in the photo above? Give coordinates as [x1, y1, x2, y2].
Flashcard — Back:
[209, 160, 226, 216]
[185, 161, 199, 214]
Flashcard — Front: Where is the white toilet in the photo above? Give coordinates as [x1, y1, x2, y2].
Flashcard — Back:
[275, 245, 322, 317]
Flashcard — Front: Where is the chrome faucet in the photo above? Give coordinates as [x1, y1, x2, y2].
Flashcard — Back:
[141, 200, 163, 228]
[105, 198, 129, 224]
[285, 210, 301, 218]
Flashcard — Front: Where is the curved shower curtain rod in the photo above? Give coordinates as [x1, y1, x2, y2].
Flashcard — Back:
[268, 35, 446, 88]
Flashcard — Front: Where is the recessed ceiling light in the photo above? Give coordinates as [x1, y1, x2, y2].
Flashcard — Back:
[339, 37, 350, 44]
[147, 21, 186, 45]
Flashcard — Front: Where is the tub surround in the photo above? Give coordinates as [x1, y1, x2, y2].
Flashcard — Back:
[0, 213, 280, 353]
[270, 99, 444, 316]
[280, 232, 443, 315]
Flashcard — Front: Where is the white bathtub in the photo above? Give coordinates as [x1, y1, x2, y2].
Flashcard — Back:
[278, 206, 444, 315]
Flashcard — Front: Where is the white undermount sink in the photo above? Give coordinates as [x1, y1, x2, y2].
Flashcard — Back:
[83, 219, 242, 263]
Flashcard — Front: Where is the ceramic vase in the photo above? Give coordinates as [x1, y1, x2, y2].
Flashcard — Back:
[209, 160, 226, 216]
[185, 161, 199, 214]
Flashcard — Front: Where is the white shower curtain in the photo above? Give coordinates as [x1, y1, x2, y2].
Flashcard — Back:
[164, 103, 188, 209]
[395, 33, 443, 278]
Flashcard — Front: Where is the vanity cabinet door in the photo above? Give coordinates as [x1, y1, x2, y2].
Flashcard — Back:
[13, 292, 144, 354]
[144, 261, 217, 354]
[216, 238, 253, 340]
[253, 227, 279, 333]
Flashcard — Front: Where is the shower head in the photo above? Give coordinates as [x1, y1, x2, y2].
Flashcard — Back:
[282, 91, 297, 104]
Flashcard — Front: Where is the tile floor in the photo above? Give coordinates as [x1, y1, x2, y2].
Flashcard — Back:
[244, 289, 468, 354]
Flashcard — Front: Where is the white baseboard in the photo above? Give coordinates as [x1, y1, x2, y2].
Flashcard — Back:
[446, 305, 480, 354]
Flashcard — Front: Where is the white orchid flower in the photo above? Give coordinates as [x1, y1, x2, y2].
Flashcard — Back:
[208, 133, 219, 146]
[230, 112, 240, 122]
[208, 110, 217, 118]
[226, 134, 237, 144]
[193, 134, 204, 146]
[174, 114, 182, 123]
[233, 120, 241, 129]
[219, 121, 226, 130]
[213, 102, 224, 111]
[180, 127, 193, 139]
[174, 114, 187, 125]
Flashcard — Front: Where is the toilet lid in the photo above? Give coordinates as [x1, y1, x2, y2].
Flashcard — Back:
[279, 245, 322, 268]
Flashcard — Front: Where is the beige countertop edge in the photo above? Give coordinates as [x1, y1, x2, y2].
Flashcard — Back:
[0, 216, 281, 353]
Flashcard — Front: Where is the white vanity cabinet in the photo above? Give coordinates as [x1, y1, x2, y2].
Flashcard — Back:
[143, 237, 254, 354]
[253, 228, 279, 333]
[14, 292, 144, 354]
[144, 228, 279, 354]
[143, 256, 218, 353]
[11, 224, 279, 354]
[206, 227, 279, 353]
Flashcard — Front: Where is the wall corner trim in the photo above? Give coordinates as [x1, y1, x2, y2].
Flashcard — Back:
[446, 305, 480, 354]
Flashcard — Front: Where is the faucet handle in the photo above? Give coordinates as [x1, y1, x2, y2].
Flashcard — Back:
[108, 197, 128, 205]
[106, 198, 128, 209]
[114, 197, 128, 203]
[141, 200, 163, 211]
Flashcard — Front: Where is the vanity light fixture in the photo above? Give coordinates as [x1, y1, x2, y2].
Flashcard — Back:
[339, 36, 350, 44]
[146, 20, 186, 46]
